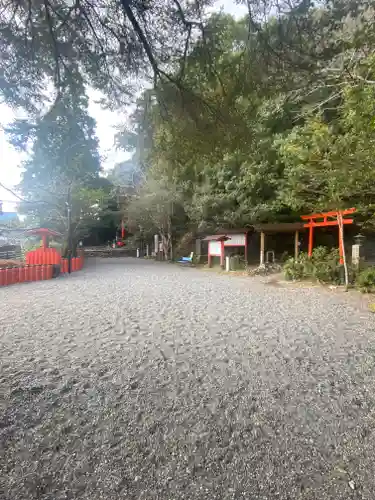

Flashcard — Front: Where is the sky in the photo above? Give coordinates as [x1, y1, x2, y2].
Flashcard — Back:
[0, 0, 247, 212]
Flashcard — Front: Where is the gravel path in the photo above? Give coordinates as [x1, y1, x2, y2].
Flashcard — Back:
[1, 258, 375, 500]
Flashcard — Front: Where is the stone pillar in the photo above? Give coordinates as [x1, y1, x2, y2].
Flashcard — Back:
[225, 256, 230, 272]
[153, 234, 162, 260]
[294, 230, 299, 260]
[352, 234, 366, 268]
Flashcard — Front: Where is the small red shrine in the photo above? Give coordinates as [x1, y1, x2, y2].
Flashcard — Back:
[26, 228, 62, 248]
[25, 228, 63, 266]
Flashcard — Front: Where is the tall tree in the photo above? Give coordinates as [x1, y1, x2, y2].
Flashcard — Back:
[5, 77, 116, 249]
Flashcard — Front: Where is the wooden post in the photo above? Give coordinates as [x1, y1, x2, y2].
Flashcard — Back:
[260, 231, 265, 266]
[195, 238, 202, 264]
[294, 230, 299, 260]
[337, 211, 349, 289]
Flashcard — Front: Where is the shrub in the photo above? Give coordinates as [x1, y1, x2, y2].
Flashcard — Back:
[283, 246, 345, 284]
[356, 266, 375, 293]
[283, 256, 306, 280]
[311, 247, 341, 283]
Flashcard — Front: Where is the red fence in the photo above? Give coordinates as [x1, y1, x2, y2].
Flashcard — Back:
[26, 247, 62, 266]
[0, 253, 84, 287]
[60, 256, 84, 273]
[0, 264, 53, 286]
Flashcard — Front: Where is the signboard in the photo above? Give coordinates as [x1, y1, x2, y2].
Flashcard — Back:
[224, 234, 245, 246]
[209, 241, 221, 256]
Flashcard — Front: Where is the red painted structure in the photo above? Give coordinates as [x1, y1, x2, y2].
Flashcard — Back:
[205, 235, 230, 267]
[301, 208, 356, 264]
[0, 264, 54, 286]
[204, 231, 248, 267]
[26, 228, 62, 249]
[0, 255, 84, 287]
[22, 228, 84, 278]
[25, 228, 63, 267]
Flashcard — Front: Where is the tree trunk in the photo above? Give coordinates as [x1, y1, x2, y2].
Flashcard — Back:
[161, 232, 168, 260]
[337, 211, 349, 291]
[169, 234, 173, 261]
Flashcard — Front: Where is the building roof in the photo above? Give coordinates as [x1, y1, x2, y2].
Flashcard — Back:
[215, 228, 250, 234]
[201, 223, 305, 238]
[202, 235, 231, 241]
[253, 222, 305, 233]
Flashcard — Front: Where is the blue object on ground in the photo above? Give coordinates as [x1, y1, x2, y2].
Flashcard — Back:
[178, 252, 194, 264]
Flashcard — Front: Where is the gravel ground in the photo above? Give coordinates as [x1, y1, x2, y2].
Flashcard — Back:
[1, 258, 375, 500]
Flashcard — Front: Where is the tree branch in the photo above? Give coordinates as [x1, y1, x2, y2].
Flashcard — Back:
[43, 0, 62, 89]
[118, 0, 160, 86]
[172, 0, 203, 29]
[0, 182, 24, 202]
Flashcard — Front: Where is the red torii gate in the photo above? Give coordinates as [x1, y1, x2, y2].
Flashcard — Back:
[301, 208, 356, 264]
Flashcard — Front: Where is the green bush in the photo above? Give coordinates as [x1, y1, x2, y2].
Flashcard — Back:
[356, 267, 375, 293]
[283, 256, 306, 280]
[312, 247, 341, 283]
[283, 246, 344, 284]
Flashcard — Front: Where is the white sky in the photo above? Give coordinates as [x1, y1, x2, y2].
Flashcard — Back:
[0, 0, 246, 212]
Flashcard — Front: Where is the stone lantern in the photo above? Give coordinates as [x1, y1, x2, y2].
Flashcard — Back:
[354, 233, 365, 246]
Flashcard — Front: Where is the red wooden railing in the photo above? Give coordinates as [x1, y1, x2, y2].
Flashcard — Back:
[26, 247, 62, 266]
[0, 264, 53, 286]
[60, 256, 84, 273]
[1, 252, 85, 287]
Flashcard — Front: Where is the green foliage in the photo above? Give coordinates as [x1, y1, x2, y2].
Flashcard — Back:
[278, 87, 375, 215]
[283, 247, 343, 284]
[283, 254, 309, 281]
[126, 172, 188, 259]
[356, 267, 375, 293]
[312, 248, 341, 284]
[118, 4, 375, 237]
[0, 0, 213, 114]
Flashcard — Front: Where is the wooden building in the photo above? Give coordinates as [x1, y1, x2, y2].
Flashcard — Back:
[200, 223, 306, 267]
